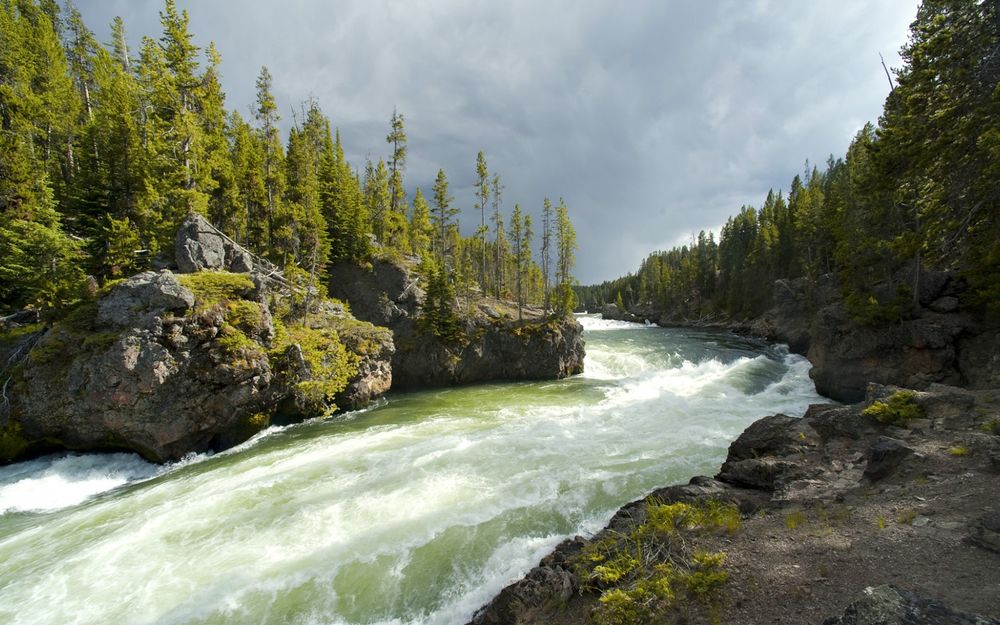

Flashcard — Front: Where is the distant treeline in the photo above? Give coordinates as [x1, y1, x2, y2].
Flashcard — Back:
[0, 0, 578, 318]
[578, 0, 999, 323]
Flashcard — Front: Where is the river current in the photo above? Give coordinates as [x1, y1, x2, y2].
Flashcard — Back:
[0, 315, 827, 625]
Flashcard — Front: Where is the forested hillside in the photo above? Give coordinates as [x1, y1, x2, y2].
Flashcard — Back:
[0, 0, 579, 320]
[578, 0, 999, 323]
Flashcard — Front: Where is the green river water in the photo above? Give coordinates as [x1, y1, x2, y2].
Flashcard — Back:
[0, 315, 827, 625]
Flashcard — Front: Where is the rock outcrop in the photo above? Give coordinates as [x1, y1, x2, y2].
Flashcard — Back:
[3, 270, 273, 462]
[758, 273, 1000, 402]
[470, 384, 1000, 624]
[174, 213, 258, 274]
[1, 243, 394, 464]
[328, 259, 585, 388]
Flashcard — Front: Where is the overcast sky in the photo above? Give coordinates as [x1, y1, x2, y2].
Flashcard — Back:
[75, 0, 919, 284]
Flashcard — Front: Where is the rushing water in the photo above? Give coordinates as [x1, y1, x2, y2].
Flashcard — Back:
[0, 316, 827, 625]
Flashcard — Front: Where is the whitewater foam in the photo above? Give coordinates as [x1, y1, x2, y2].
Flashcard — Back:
[0, 453, 160, 514]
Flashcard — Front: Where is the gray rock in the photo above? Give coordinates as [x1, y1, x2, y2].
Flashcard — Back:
[96, 270, 195, 328]
[864, 436, 914, 481]
[174, 213, 255, 274]
[725, 414, 803, 461]
[967, 511, 1000, 554]
[822, 585, 1000, 625]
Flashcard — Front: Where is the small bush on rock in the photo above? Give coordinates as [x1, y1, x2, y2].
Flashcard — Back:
[862, 390, 924, 426]
[575, 499, 739, 625]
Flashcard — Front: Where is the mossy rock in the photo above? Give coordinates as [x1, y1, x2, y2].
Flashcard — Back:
[178, 272, 255, 308]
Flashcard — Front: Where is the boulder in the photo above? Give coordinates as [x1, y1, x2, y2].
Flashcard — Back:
[823, 585, 1000, 625]
[863, 436, 914, 481]
[723, 414, 803, 461]
[967, 511, 1000, 554]
[96, 270, 195, 329]
[174, 213, 256, 274]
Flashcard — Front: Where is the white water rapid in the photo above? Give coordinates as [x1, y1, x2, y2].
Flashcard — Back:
[0, 315, 828, 625]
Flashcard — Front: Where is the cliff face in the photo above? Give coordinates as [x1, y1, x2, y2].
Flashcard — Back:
[752, 273, 999, 403]
[0, 216, 394, 464]
[470, 384, 1000, 625]
[327, 259, 585, 388]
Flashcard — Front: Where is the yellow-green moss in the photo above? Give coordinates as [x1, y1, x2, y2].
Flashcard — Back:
[947, 446, 969, 457]
[178, 272, 255, 307]
[862, 390, 924, 426]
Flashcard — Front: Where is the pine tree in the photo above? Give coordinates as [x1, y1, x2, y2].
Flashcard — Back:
[553, 197, 577, 314]
[491, 173, 507, 299]
[508, 203, 532, 320]
[255, 65, 284, 255]
[431, 168, 457, 264]
[386, 108, 406, 214]
[540, 197, 553, 311]
[409, 187, 433, 259]
[474, 150, 489, 290]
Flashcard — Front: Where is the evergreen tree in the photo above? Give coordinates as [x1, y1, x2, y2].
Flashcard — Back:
[540, 197, 553, 311]
[386, 108, 406, 214]
[431, 168, 456, 263]
[255, 65, 283, 254]
[474, 150, 489, 289]
[409, 187, 433, 259]
[491, 173, 507, 299]
[508, 203, 532, 320]
[553, 197, 577, 314]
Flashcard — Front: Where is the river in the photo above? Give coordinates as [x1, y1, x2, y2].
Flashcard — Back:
[0, 315, 827, 625]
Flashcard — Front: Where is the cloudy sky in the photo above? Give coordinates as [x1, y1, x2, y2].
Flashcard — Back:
[75, 0, 919, 284]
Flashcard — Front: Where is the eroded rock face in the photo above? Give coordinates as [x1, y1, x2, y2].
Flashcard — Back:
[328, 258, 585, 388]
[11, 272, 271, 462]
[174, 213, 256, 274]
[3, 268, 394, 464]
[757, 272, 999, 403]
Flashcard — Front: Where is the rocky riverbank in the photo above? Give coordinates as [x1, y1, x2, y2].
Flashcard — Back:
[0, 214, 584, 464]
[602, 272, 1000, 404]
[469, 383, 1000, 624]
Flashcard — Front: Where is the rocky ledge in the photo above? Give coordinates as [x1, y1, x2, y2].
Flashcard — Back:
[328, 259, 585, 388]
[470, 384, 1000, 625]
[0, 216, 393, 463]
[610, 272, 1000, 404]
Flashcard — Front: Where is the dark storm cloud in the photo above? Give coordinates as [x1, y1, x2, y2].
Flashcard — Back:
[75, 0, 918, 283]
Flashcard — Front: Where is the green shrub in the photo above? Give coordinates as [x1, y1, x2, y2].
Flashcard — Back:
[947, 446, 968, 457]
[576, 499, 738, 625]
[862, 390, 924, 425]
